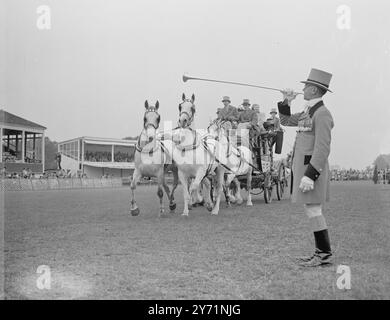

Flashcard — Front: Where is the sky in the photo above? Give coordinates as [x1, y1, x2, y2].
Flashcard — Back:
[1, 0, 390, 169]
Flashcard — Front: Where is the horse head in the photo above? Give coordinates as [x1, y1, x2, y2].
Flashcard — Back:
[143, 100, 161, 142]
[178, 93, 195, 128]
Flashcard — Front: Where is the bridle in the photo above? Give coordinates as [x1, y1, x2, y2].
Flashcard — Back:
[143, 108, 161, 130]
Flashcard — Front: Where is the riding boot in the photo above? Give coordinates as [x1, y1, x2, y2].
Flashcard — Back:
[298, 229, 333, 267]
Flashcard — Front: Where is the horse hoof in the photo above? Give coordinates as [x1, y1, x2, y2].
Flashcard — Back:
[247, 202, 253, 206]
[206, 204, 213, 212]
[181, 213, 189, 217]
[211, 211, 218, 216]
[169, 203, 176, 211]
[130, 208, 140, 216]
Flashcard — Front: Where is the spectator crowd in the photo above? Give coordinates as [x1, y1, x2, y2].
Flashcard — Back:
[1, 167, 88, 179]
[330, 168, 390, 183]
[84, 151, 112, 162]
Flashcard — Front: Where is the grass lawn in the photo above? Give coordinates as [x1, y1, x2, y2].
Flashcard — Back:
[3, 181, 390, 299]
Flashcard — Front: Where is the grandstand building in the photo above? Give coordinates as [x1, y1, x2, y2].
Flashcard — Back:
[58, 136, 137, 178]
[1, 109, 46, 173]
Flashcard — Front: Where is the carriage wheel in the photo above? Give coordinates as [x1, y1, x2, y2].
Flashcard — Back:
[276, 164, 286, 201]
[263, 174, 273, 204]
[276, 180, 284, 200]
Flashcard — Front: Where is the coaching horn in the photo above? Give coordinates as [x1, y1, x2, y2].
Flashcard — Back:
[182, 74, 190, 82]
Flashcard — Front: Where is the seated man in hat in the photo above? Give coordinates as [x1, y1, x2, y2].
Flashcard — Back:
[265, 108, 283, 153]
[253, 104, 273, 154]
[218, 96, 239, 127]
[251, 104, 267, 148]
[237, 99, 260, 151]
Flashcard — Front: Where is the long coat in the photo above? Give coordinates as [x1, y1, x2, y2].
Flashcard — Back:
[278, 99, 334, 204]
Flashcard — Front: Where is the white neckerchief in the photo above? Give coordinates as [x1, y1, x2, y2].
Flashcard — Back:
[303, 97, 322, 113]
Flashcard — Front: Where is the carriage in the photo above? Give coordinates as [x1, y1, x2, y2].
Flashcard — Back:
[233, 123, 289, 203]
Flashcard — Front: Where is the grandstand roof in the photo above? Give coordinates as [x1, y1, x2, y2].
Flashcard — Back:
[0, 109, 46, 130]
[59, 136, 137, 146]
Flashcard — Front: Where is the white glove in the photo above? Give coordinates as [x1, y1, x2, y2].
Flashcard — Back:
[281, 88, 298, 104]
[299, 176, 314, 193]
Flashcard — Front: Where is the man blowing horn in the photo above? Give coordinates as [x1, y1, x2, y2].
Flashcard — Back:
[278, 68, 335, 267]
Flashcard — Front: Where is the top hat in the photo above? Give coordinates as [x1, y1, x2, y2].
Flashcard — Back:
[222, 96, 231, 102]
[301, 68, 333, 93]
[242, 99, 251, 106]
[270, 108, 277, 114]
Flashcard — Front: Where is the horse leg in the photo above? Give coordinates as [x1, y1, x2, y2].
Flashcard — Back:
[201, 178, 213, 212]
[224, 174, 236, 207]
[178, 170, 190, 216]
[233, 177, 244, 205]
[162, 181, 172, 211]
[189, 169, 206, 207]
[157, 185, 166, 217]
[161, 169, 174, 213]
[186, 178, 193, 210]
[156, 170, 168, 217]
[168, 165, 179, 211]
[246, 168, 253, 206]
[130, 169, 142, 216]
[227, 180, 237, 204]
[192, 184, 204, 207]
[211, 167, 225, 215]
[222, 184, 231, 207]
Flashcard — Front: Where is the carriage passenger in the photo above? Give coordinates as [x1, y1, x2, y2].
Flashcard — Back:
[218, 96, 239, 126]
[237, 99, 260, 150]
[266, 108, 284, 154]
[252, 104, 268, 147]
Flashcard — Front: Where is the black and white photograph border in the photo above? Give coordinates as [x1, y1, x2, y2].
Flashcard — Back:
[1, 0, 390, 302]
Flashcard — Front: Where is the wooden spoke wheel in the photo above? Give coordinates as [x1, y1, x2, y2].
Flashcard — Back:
[263, 173, 273, 204]
[276, 180, 284, 200]
[276, 164, 286, 201]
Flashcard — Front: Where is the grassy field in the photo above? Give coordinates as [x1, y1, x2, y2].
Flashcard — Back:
[3, 181, 390, 299]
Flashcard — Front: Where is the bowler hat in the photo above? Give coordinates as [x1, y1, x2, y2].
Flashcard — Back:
[270, 108, 277, 114]
[301, 68, 333, 93]
[222, 96, 231, 102]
